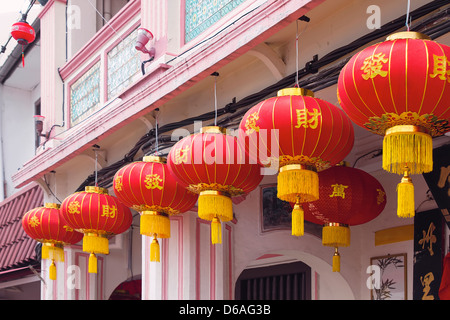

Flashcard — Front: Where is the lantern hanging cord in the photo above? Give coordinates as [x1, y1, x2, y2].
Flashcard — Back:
[211, 72, 219, 126]
[406, 0, 412, 31]
[155, 109, 159, 155]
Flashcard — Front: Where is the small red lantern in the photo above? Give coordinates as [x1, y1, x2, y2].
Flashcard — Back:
[22, 203, 83, 280]
[113, 156, 198, 261]
[239, 88, 354, 236]
[60, 186, 133, 273]
[167, 126, 263, 244]
[337, 31, 450, 218]
[11, 18, 36, 67]
[302, 165, 386, 272]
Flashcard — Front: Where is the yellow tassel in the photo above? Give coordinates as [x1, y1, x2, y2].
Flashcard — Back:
[140, 211, 170, 238]
[49, 260, 57, 280]
[198, 191, 233, 222]
[211, 216, 222, 244]
[291, 202, 304, 237]
[277, 165, 319, 203]
[83, 233, 109, 255]
[332, 248, 340, 272]
[383, 126, 433, 175]
[397, 169, 415, 218]
[150, 237, 160, 262]
[322, 223, 350, 247]
[88, 253, 97, 274]
[42, 243, 65, 262]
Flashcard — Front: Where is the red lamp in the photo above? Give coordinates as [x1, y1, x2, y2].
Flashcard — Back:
[22, 203, 83, 280]
[337, 31, 450, 218]
[11, 17, 36, 67]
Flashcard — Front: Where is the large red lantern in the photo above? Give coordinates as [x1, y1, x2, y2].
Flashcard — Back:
[11, 18, 36, 67]
[113, 156, 198, 261]
[302, 165, 386, 272]
[60, 186, 133, 273]
[337, 31, 450, 218]
[238, 88, 354, 236]
[22, 203, 83, 280]
[167, 126, 263, 244]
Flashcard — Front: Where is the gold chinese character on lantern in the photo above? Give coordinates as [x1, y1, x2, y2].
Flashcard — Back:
[437, 165, 450, 197]
[376, 188, 386, 205]
[102, 205, 117, 219]
[68, 201, 81, 214]
[114, 175, 123, 192]
[295, 108, 321, 129]
[144, 173, 163, 190]
[361, 53, 389, 80]
[244, 111, 260, 135]
[29, 216, 40, 228]
[420, 272, 435, 300]
[429, 54, 450, 82]
[174, 146, 190, 164]
[329, 184, 348, 199]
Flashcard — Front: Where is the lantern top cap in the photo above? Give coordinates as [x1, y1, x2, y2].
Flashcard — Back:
[277, 87, 314, 98]
[386, 31, 431, 41]
[143, 155, 167, 164]
[200, 126, 227, 134]
[44, 203, 60, 209]
[85, 186, 109, 194]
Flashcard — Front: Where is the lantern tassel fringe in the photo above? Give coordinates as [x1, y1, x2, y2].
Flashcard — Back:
[322, 224, 350, 247]
[49, 260, 57, 280]
[277, 167, 319, 203]
[88, 253, 97, 274]
[332, 248, 340, 272]
[198, 192, 233, 222]
[42, 245, 65, 262]
[211, 216, 222, 244]
[383, 130, 433, 175]
[150, 237, 160, 262]
[83, 234, 109, 255]
[291, 202, 304, 237]
[140, 213, 170, 238]
[397, 169, 415, 218]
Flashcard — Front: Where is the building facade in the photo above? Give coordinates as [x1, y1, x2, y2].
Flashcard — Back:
[0, 0, 449, 300]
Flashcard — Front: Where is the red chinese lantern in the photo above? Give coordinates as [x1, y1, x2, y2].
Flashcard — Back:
[238, 88, 354, 236]
[11, 18, 36, 67]
[60, 186, 133, 273]
[22, 203, 83, 280]
[167, 126, 263, 244]
[302, 165, 386, 272]
[337, 31, 450, 218]
[113, 156, 198, 261]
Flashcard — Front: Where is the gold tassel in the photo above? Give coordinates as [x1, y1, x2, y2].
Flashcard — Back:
[49, 260, 57, 280]
[42, 243, 65, 262]
[383, 125, 433, 175]
[83, 233, 109, 255]
[88, 253, 97, 274]
[397, 168, 415, 218]
[291, 201, 304, 237]
[211, 216, 222, 244]
[140, 211, 170, 238]
[322, 223, 350, 247]
[198, 190, 233, 222]
[332, 248, 340, 272]
[277, 165, 319, 203]
[150, 237, 160, 262]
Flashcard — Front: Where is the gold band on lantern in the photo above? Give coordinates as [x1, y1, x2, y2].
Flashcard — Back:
[43, 242, 64, 250]
[279, 163, 317, 173]
[323, 222, 349, 228]
[386, 31, 431, 41]
[385, 125, 429, 136]
[44, 203, 61, 209]
[85, 186, 109, 194]
[141, 210, 169, 218]
[201, 126, 227, 134]
[85, 232, 109, 239]
[277, 87, 314, 97]
[143, 156, 167, 164]
[199, 190, 231, 198]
